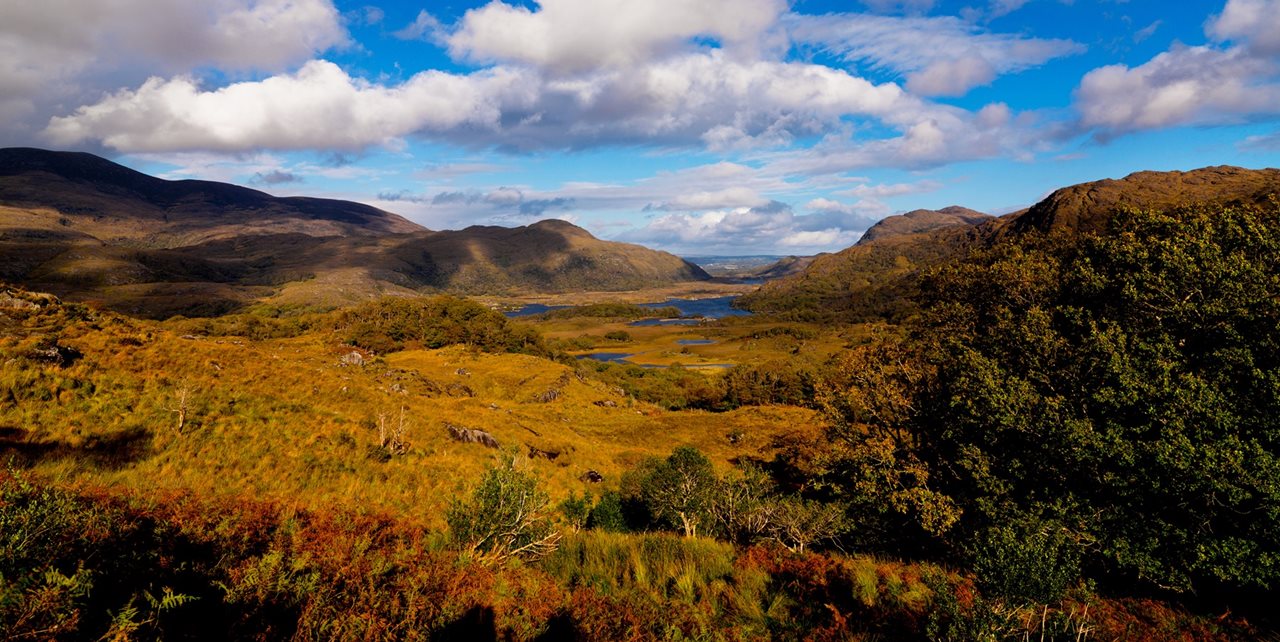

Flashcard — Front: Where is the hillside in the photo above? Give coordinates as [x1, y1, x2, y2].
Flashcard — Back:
[749, 254, 823, 280]
[856, 205, 990, 245]
[0, 147, 423, 245]
[740, 166, 1280, 320]
[0, 148, 710, 316]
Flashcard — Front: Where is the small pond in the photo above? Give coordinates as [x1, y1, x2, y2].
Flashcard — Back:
[574, 352, 635, 363]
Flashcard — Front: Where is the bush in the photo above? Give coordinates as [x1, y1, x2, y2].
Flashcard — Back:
[603, 330, 631, 342]
[541, 303, 681, 320]
[333, 295, 548, 356]
[586, 491, 630, 533]
[970, 518, 1083, 604]
[722, 359, 816, 408]
[447, 452, 561, 565]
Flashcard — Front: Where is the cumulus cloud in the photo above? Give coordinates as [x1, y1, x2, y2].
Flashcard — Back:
[1208, 0, 1280, 55]
[0, 0, 348, 142]
[753, 101, 1027, 174]
[1073, 0, 1280, 139]
[1076, 46, 1279, 136]
[46, 51, 929, 155]
[44, 61, 535, 152]
[787, 13, 1082, 96]
[619, 200, 869, 254]
[445, 0, 787, 73]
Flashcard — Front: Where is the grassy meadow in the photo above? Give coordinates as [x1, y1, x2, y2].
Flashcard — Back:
[1, 257, 1274, 641]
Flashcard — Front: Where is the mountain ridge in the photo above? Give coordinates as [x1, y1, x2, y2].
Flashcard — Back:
[0, 148, 710, 316]
[739, 165, 1280, 319]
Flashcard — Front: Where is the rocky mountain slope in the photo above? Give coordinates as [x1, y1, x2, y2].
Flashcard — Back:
[739, 166, 1280, 319]
[856, 205, 991, 245]
[0, 148, 710, 316]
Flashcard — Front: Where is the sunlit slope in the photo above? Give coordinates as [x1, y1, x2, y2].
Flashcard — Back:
[0, 148, 712, 316]
[740, 165, 1280, 320]
[1, 307, 814, 526]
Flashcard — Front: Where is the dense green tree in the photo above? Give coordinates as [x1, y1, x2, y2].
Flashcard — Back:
[335, 295, 547, 355]
[823, 203, 1280, 596]
[632, 447, 718, 537]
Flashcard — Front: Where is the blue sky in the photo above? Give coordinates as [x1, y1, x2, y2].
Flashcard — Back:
[3, 0, 1279, 254]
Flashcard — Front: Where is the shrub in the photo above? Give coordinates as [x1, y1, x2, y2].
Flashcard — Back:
[586, 491, 630, 533]
[722, 359, 816, 408]
[559, 491, 592, 532]
[447, 451, 562, 565]
[627, 447, 717, 537]
[333, 295, 548, 356]
[970, 518, 1083, 604]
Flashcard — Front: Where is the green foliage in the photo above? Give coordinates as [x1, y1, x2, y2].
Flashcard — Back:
[559, 491, 592, 531]
[334, 295, 548, 356]
[0, 471, 202, 640]
[822, 203, 1280, 596]
[970, 518, 1083, 604]
[540, 303, 682, 320]
[721, 359, 816, 408]
[447, 451, 562, 565]
[628, 447, 718, 537]
[578, 361, 726, 411]
[586, 490, 630, 533]
[602, 329, 631, 342]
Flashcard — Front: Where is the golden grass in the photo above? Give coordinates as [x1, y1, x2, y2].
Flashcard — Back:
[2, 312, 822, 530]
[530, 316, 859, 370]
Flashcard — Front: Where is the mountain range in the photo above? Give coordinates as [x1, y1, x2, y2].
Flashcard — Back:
[0, 148, 709, 316]
[739, 165, 1280, 319]
[4, 148, 1277, 321]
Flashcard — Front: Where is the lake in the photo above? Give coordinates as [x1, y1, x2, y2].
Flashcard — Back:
[505, 295, 751, 321]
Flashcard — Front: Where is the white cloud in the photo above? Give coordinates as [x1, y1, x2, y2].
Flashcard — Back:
[394, 10, 445, 42]
[445, 0, 787, 73]
[751, 101, 1027, 174]
[1239, 130, 1280, 152]
[987, 0, 1032, 19]
[838, 179, 944, 198]
[655, 187, 770, 211]
[1208, 0, 1280, 54]
[618, 201, 868, 254]
[0, 0, 348, 142]
[1073, 0, 1280, 139]
[47, 51, 929, 155]
[787, 13, 1082, 96]
[45, 61, 536, 152]
[1075, 45, 1280, 137]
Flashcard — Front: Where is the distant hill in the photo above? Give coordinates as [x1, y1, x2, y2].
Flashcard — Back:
[0, 147, 423, 246]
[739, 166, 1280, 320]
[1005, 165, 1280, 237]
[0, 148, 710, 316]
[749, 255, 823, 280]
[856, 206, 990, 245]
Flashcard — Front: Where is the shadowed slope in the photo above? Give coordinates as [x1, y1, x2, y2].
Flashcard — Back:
[0, 147, 423, 246]
[0, 149, 712, 316]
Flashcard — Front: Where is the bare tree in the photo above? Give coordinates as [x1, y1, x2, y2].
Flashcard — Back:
[168, 386, 190, 436]
[377, 406, 410, 455]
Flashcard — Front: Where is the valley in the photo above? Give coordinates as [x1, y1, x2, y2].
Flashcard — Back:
[2, 152, 1279, 641]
